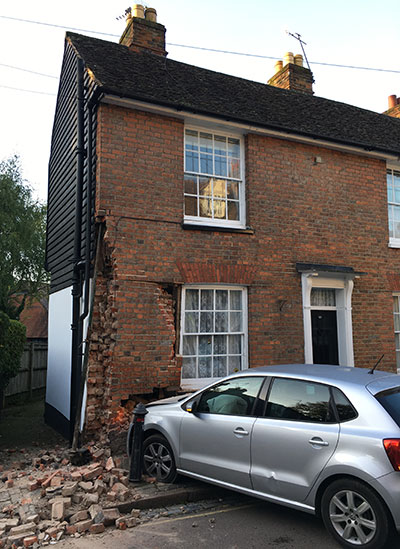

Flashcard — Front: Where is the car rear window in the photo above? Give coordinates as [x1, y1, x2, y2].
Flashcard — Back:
[376, 387, 400, 427]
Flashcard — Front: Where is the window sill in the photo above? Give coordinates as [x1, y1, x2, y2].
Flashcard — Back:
[182, 223, 254, 235]
[389, 239, 400, 248]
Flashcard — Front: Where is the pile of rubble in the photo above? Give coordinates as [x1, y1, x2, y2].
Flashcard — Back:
[0, 444, 146, 548]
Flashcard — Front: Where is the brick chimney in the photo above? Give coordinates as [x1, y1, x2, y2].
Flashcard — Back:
[120, 4, 167, 56]
[268, 52, 314, 94]
[384, 95, 400, 118]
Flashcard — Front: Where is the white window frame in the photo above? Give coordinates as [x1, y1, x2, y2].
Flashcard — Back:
[301, 273, 354, 367]
[183, 126, 246, 229]
[387, 164, 400, 248]
[393, 294, 400, 373]
[180, 285, 248, 390]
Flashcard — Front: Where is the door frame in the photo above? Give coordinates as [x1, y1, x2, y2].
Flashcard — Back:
[301, 273, 354, 366]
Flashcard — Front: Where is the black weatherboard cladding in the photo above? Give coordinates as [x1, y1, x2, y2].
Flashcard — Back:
[46, 40, 97, 294]
[67, 31, 400, 156]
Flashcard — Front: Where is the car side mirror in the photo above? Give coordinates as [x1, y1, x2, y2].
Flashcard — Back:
[185, 400, 198, 413]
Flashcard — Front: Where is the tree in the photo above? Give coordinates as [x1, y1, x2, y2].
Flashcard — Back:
[0, 156, 48, 320]
[0, 311, 26, 409]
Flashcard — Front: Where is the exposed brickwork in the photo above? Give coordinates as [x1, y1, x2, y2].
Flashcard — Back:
[119, 16, 166, 56]
[83, 101, 399, 435]
[268, 63, 314, 94]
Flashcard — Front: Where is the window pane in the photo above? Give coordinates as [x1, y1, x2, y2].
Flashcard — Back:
[394, 297, 400, 313]
[185, 151, 199, 172]
[228, 201, 239, 220]
[200, 153, 213, 174]
[395, 314, 400, 332]
[183, 335, 197, 355]
[214, 335, 227, 354]
[199, 198, 212, 217]
[199, 357, 212, 378]
[215, 312, 228, 332]
[311, 288, 336, 307]
[184, 174, 197, 194]
[213, 199, 226, 219]
[216, 290, 228, 310]
[332, 387, 357, 422]
[266, 378, 332, 423]
[230, 291, 242, 310]
[201, 290, 213, 310]
[228, 137, 240, 157]
[200, 312, 214, 332]
[228, 157, 240, 179]
[199, 335, 212, 355]
[185, 289, 199, 310]
[213, 179, 226, 198]
[185, 196, 197, 216]
[199, 177, 212, 196]
[230, 312, 242, 332]
[213, 356, 227, 377]
[394, 206, 400, 239]
[214, 135, 226, 155]
[227, 181, 239, 199]
[388, 183, 393, 203]
[228, 355, 241, 374]
[396, 333, 400, 349]
[185, 129, 198, 150]
[200, 132, 212, 153]
[229, 335, 242, 354]
[215, 156, 227, 176]
[185, 312, 198, 333]
[182, 357, 196, 379]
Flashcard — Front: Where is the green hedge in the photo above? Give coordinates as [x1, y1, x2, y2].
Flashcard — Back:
[0, 311, 26, 392]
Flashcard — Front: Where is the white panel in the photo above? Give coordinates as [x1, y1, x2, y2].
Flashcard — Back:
[45, 287, 72, 419]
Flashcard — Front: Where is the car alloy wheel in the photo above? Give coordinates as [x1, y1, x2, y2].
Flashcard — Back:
[142, 435, 177, 483]
[321, 479, 391, 549]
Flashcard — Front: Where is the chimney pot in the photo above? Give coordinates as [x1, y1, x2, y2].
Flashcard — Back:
[294, 54, 303, 67]
[388, 95, 398, 109]
[145, 7, 157, 22]
[283, 52, 294, 66]
[132, 4, 145, 18]
[274, 60, 283, 74]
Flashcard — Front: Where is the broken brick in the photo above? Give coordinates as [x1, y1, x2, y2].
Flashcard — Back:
[90, 523, 105, 534]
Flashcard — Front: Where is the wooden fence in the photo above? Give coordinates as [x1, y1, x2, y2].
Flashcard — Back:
[5, 340, 48, 398]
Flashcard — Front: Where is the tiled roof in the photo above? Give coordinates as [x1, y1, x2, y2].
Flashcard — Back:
[67, 32, 400, 156]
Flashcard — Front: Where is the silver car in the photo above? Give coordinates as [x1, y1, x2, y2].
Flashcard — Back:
[139, 364, 400, 549]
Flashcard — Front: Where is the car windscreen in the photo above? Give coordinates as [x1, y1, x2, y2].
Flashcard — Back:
[375, 386, 400, 427]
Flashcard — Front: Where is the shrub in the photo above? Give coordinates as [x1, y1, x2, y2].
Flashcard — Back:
[0, 311, 26, 394]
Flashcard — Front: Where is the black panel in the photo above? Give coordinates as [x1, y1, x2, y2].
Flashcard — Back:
[44, 401, 70, 440]
[46, 41, 97, 295]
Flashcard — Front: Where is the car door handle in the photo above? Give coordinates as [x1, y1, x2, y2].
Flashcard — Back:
[233, 428, 249, 436]
[308, 438, 329, 446]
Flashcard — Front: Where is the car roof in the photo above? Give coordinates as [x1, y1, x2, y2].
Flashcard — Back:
[235, 364, 400, 393]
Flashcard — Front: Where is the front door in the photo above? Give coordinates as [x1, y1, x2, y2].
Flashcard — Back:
[311, 310, 339, 364]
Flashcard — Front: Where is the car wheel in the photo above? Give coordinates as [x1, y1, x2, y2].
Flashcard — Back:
[321, 479, 391, 549]
[142, 434, 177, 483]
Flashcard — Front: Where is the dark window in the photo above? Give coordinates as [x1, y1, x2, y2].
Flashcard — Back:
[197, 376, 264, 416]
[376, 387, 400, 427]
[265, 378, 334, 423]
[331, 387, 357, 422]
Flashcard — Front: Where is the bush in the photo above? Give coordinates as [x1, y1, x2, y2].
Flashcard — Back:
[0, 311, 26, 394]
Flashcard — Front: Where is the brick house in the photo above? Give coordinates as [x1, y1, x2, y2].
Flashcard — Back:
[45, 6, 400, 440]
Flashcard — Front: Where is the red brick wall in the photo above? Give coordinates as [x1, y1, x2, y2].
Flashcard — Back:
[86, 103, 399, 430]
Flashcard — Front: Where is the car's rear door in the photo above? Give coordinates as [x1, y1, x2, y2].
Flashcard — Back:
[250, 377, 339, 501]
[179, 376, 264, 489]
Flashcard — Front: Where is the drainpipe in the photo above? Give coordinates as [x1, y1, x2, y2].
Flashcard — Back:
[70, 57, 85, 443]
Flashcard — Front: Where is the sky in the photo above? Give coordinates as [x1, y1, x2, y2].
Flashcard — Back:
[1, 0, 400, 202]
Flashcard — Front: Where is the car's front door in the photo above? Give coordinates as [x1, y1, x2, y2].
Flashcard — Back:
[251, 377, 339, 501]
[179, 376, 264, 489]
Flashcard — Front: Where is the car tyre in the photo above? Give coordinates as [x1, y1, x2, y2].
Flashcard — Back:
[142, 434, 177, 483]
[321, 479, 392, 549]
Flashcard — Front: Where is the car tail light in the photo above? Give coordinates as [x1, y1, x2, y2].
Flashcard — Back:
[383, 439, 400, 470]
